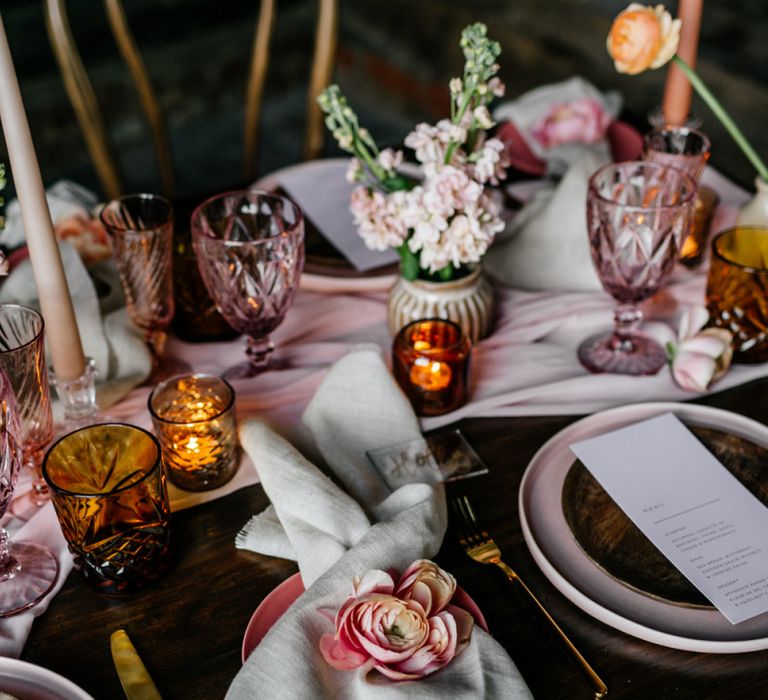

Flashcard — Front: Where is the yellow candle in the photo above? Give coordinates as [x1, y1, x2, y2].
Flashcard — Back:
[0, 14, 85, 379]
[662, 0, 703, 126]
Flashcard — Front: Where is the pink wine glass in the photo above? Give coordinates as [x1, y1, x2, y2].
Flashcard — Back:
[578, 161, 695, 375]
[191, 190, 305, 379]
[0, 370, 58, 616]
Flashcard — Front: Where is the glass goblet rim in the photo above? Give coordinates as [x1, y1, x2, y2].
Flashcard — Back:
[710, 226, 768, 274]
[642, 126, 712, 155]
[148, 372, 235, 426]
[42, 422, 162, 499]
[99, 193, 175, 234]
[588, 161, 697, 211]
[0, 303, 44, 354]
[190, 188, 304, 247]
[394, 318, 470, 356]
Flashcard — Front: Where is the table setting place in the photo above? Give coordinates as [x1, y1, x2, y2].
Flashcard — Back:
[2, 3, 768, 699]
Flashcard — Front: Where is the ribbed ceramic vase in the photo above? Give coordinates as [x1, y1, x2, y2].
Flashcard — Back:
[387, 266, 495, 343]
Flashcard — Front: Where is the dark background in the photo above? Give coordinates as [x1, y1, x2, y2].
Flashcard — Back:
[1, 0, 766, 201]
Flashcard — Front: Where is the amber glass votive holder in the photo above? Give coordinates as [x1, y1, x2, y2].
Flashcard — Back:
[706, 226, 768, 362]
[42, 423, 173, 593]
[392, 319, 471, 417]
[149, 373, 239, 491]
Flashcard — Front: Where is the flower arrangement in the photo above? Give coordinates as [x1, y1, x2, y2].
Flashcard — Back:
[606, 3, 768, 183]
[319, 559, 474, 680]
[667, 305, 733, 392]
[317, 23, 509, 282]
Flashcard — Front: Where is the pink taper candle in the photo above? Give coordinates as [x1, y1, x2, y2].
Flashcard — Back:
[0, 13, 85, 379]
[662, 0, 703, 126]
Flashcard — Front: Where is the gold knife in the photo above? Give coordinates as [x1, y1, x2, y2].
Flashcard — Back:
[110, 629, 163, 700]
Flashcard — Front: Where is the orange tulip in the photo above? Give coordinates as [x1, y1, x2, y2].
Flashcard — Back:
[607, 4, 681, 75]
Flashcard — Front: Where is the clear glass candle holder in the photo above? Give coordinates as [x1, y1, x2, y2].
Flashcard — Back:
[392, 319, 471, 417]
[43, 423, 173, 593]
[148, 373, 239, 491]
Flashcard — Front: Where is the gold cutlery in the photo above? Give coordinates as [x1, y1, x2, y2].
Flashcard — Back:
[452, 495, 608, 699]
[110, 629, 162, 700]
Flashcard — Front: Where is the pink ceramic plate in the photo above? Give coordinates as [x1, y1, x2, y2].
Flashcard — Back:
[242, 572, 489, 663]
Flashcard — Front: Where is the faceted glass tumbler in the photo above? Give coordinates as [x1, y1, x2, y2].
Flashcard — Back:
[100, 194, 175, 362]
[578, 161, 695, 375]
[43, 423, 173, 593]
[191, 190, 305, 378]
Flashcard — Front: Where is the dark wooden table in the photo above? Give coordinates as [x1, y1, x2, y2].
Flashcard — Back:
[21, 374, 768, 700]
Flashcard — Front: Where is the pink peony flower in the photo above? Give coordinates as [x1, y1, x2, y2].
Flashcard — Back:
[531, 97, 611, 148]
[668, 305, 733, 392]
[320, 561, 474, 681]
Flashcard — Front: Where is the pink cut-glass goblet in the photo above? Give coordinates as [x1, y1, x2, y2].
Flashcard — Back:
[578, 162, 695, 375]
[0, 305, 55, 509]
[0, 371, 58, 616]
[100, 194, 184, 379]
[191, 190, 304, 379]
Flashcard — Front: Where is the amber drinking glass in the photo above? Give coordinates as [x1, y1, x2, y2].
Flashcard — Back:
[149, 373, 239, 491]
[191, 190, 305, 379]
[43, 423, 173, 592]
[392, 319, 471, 416]
[578, 162, 695, 375]
[100, 194, 177, 373]
[643, 127, 713, 265]
[0, 304, 54, 507]
[0, 374, 58, 616]
[706, 226, 768, 362]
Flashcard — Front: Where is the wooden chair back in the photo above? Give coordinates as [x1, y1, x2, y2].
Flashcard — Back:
[44, 0, 338, 199]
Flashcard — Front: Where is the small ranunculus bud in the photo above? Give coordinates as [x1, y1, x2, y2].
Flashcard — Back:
[607, 3, 680, 75]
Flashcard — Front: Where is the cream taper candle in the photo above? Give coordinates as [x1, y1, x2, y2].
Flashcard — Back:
[662, 0, 703, 126]
[0, 13, 85, 379]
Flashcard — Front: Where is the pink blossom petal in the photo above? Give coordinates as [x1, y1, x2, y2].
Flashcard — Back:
[672, 351, 716, 392]
[679, 334, 730, 359]
[677, 305, 710, 341]
[319, 634, 369, 671]
[354, 570, 395, 597]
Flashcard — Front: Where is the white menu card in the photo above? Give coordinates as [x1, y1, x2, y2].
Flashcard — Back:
[571, 413, 768, 624]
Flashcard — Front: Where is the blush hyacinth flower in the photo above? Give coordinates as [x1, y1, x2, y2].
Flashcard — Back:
[319, 561, 474, 681]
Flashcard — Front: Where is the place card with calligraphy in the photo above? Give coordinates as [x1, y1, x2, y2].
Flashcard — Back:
[366, 429, 488, 491]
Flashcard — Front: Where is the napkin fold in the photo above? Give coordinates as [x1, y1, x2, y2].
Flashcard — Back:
[485, 149, 607, 292]
[229, 348, 531, 698]
[0, 181, 151, 409]
[0, 502, 74, 658]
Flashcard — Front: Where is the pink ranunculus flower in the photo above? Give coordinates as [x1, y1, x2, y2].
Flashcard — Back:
[394, 559, 457, 616]
[668, 305, 733, 392]
[320, 561, 474, 681]
[531, 97, 612, 148]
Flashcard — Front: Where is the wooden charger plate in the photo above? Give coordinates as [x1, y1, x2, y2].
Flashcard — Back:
[562, 425, 768, 609]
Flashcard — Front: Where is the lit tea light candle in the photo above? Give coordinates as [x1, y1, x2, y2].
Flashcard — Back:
[393, 319, 471, 416]
[149, 374, 239, 491]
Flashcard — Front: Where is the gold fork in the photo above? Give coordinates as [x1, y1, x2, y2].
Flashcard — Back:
[452, 495, 608, 699]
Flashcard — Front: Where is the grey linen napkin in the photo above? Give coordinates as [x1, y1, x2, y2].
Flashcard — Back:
[229, 347, 531, 699]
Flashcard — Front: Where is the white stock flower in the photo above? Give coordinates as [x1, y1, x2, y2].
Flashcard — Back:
[346, 158, 363, 184]
[377, 148, 403, 173]
[349, 187, 409, 251]
[473, 106, 494, 130]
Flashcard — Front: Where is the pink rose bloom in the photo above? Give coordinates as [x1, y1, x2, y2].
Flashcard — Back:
[320, 562, 474, 681]
[531, 97, 611, 148]
[669, 305, 733, 392]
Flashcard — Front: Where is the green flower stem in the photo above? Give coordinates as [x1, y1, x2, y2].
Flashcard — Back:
[673, 55, 768, 182]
